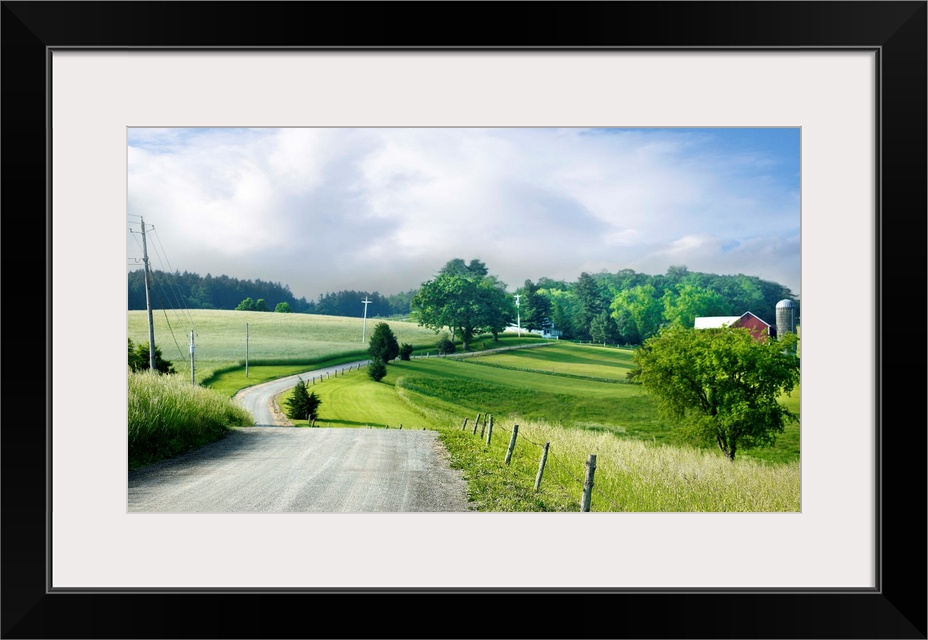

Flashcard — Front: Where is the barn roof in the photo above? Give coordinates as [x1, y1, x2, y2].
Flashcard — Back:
[737, 311, 772, 327]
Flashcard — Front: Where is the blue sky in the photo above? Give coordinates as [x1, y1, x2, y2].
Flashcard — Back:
[128, 127, 800, 301]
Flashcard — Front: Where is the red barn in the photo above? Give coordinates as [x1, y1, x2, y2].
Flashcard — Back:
[694, 312, 773, 342]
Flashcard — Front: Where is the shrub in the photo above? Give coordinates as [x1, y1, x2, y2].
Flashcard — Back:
[367, 358, 387, 381]
[399, 343, 413, 361]
[285, 376, 322, 421]
[128, 338, 176, 374]
[235, 297, 256, 311]
[437, 336, 456, 355]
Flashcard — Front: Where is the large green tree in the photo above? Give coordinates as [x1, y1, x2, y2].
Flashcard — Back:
[411, 259, 513, 351]
[633, 325, 800, 461]
[478, 276, 514, 341]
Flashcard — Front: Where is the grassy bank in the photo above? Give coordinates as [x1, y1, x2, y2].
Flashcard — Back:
[128, 370, 254, 469]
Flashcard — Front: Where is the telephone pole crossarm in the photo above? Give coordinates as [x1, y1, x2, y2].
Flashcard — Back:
[361, 297, 372, 343]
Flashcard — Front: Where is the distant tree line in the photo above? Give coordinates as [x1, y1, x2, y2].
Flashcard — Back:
[129, 265, 797, 345]
[128, 270, 314, 313]
[521, 265, 798, 344]
[127, 270, 414, 317]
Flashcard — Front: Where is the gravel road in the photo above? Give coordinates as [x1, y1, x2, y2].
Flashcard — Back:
[128, 427, 473, 512]
[129, 344, 551, 513]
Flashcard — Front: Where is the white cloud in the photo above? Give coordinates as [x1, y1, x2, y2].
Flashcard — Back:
[128, 127, 801, 300]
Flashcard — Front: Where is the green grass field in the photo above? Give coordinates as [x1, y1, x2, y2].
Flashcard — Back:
[283, 340, 800, 464]
[128, 309, 448, 384]
[129, 311, 801, 510]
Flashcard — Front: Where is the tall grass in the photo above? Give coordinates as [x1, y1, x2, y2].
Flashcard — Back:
[395, 394, 800, 512]
[128, 370, 254, 469]
[498, 417, 800, 511]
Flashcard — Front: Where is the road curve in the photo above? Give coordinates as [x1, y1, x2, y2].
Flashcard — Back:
[233, 362, 366, 426]
[232, 342, 553, 427]
[129, 343, 553, 513]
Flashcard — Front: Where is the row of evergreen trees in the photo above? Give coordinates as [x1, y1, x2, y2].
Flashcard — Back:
[127, 269, 413, 317]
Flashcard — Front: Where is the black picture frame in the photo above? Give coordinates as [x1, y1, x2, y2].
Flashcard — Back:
[4, 2, 925, 638]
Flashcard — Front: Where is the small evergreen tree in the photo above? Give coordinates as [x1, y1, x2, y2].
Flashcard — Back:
[285, 377, 322, 421]
[399, 343, 413, 361]
[368, 322, 400, 363]
[367, 358, 387, 382]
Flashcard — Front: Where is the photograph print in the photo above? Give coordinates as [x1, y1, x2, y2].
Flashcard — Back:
[128, 126, 801, 514]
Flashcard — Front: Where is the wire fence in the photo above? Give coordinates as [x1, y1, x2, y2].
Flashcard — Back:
[460, 412, 625, 513]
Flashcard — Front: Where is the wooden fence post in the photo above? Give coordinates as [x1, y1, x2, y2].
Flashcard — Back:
[534, 442, 550, 491]
[505, 425, 519, 465]
[580, 454, 597, 512]
[473, 412, 481, 435]
[461, 417, 469, 431]
[485, 415, 494, 445]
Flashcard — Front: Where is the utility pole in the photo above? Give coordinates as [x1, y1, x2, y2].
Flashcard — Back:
[140, 217, 157, 370]
[514, 294, 521, 337]
[189, 330, 196, 385]
[361, 296, 372, 343]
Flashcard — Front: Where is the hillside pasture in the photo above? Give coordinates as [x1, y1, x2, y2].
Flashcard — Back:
[128, 309, 444, 383]
[282, 351, 800, 511]
[285, 341, 799, 464]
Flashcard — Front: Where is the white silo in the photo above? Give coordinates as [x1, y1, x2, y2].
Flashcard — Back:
[776, 299, 798, 338]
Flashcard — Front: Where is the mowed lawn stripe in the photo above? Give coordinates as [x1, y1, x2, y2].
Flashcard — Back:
[396, 358, 638, 399]
[468, 342, 636, 380]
